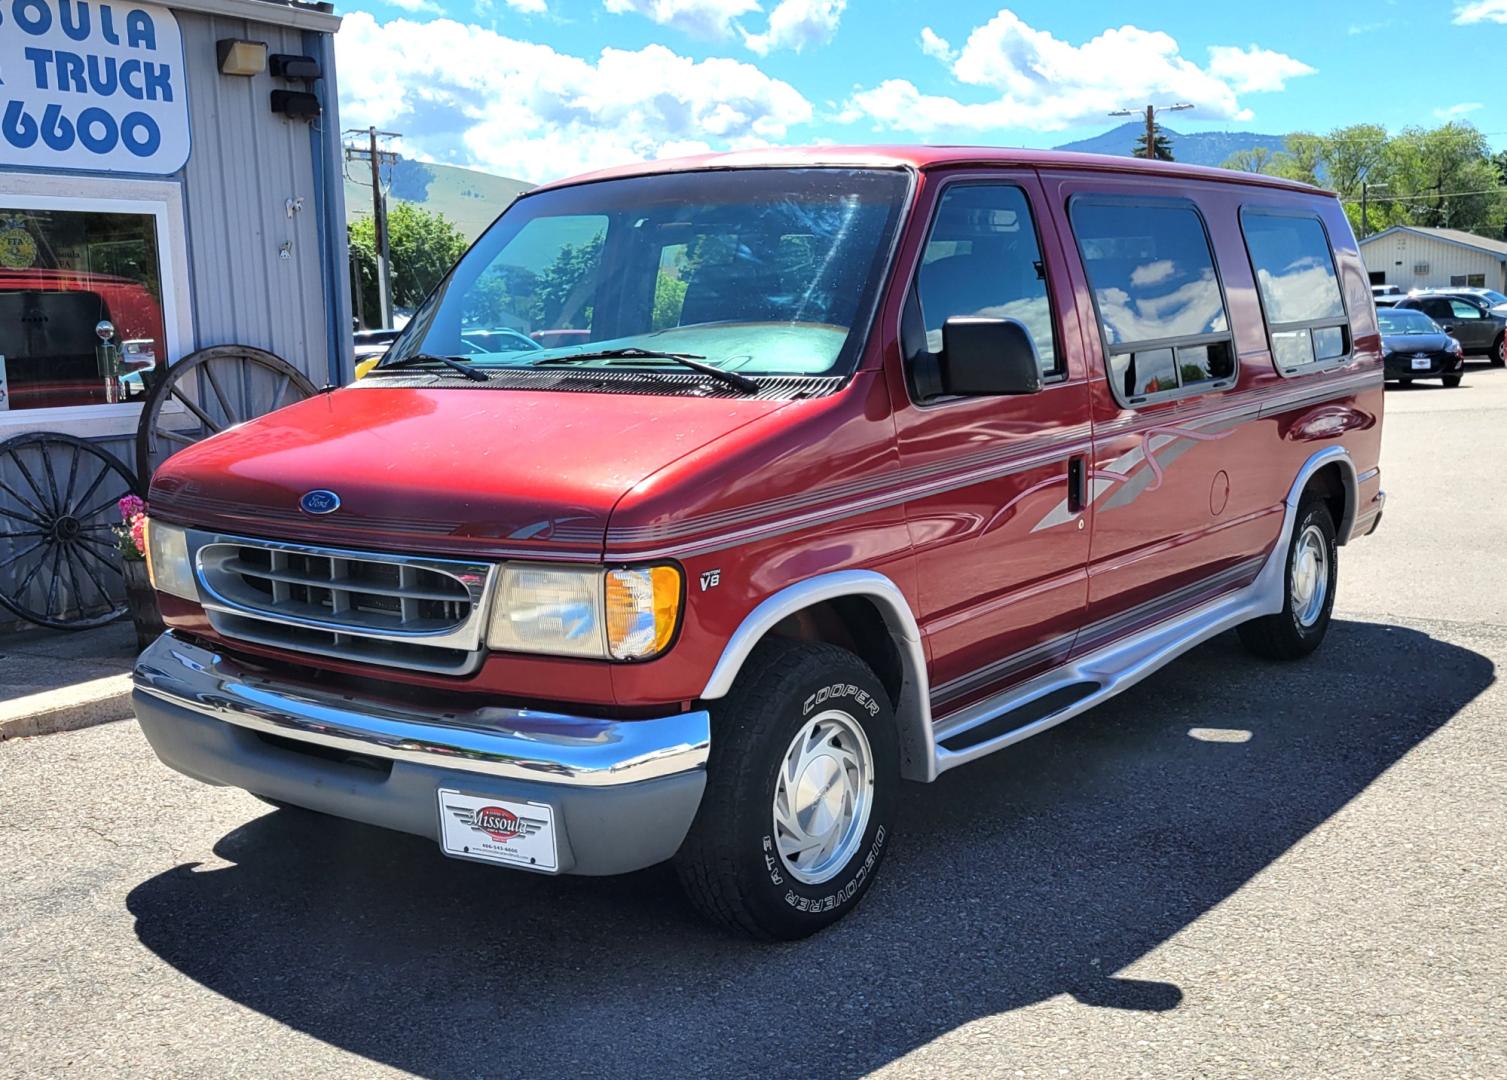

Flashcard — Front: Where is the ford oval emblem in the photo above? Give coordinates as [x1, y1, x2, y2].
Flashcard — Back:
[299, 489, 341, 515]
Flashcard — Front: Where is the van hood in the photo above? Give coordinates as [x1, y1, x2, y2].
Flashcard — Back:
[148, 384, 796, 557]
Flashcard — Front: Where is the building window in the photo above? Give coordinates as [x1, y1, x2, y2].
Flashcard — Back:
[1069, 196, 1234, 404]
[0, 207, 165, 413]
[1240, 210, 1349, 374]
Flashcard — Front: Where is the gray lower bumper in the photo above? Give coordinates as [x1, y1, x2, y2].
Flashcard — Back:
[132, 634, 710, 875]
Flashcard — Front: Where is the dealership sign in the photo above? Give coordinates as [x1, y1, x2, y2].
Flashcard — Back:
[1, 0, 189, 173]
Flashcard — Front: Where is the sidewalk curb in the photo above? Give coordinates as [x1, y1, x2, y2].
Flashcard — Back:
[0, 675, 135, 741]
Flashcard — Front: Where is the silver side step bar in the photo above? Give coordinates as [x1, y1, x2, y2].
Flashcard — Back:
[931, 548, 1288, 775]
[923, 444, 1359, 778]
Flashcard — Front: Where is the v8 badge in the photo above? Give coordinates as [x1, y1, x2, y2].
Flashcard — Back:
[699, 569, 721, 591]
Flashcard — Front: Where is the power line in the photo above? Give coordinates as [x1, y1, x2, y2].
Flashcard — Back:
[1347, 188, 1504, 204]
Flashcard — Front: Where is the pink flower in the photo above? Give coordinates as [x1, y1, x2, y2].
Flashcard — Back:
[128, 514, 147, 557]
[118, 494, 146, 522]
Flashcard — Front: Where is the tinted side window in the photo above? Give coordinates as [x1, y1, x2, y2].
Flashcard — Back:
[1450, 299, 1485, 319]
[1240, 210, 1350, 373]
[1070, 197, 1235, 403]
[916, 184, 1058, 376]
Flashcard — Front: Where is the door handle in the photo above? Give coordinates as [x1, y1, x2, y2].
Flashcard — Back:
[1068, 456, 1086, 514]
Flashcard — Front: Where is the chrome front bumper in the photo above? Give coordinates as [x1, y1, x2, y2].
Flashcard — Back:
[132, 633, 711, 874]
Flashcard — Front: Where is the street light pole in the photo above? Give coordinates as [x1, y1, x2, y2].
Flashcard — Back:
[1109, 102, 1194, 160]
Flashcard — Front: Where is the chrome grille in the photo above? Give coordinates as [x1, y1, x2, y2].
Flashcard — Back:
[191, 533, 494, 674]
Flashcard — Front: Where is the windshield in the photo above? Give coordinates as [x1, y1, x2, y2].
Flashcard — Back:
[1378, 308, 1440, 335]
[383, 168, 911, 380]
[1479, 289, 1507, 306]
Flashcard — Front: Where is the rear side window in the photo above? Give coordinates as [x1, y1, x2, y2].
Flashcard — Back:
[1070, 197, 1235, 404]
[1240, 210, 1350, 373]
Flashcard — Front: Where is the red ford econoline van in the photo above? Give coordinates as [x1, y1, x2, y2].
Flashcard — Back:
[134, 148, 1384, 940]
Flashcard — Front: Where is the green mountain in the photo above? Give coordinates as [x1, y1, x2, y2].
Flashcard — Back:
[345, 159, 531, 243]
[1053, 122, 1289, 167]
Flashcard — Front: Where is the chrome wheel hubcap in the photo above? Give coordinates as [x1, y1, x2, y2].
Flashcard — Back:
[1290, 523, 1330, 628]
[772, 710, 874, 885]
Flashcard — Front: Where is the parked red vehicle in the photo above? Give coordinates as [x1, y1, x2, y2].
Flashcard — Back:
[134, 148, 1384, 940]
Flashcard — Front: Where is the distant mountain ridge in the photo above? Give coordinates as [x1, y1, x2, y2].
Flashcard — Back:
[351, 124, 1293, 242]
[345, 159, 531, 243]
[1052, 121, 1289, 167]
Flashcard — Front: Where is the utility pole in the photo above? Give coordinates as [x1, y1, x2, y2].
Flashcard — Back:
[344, 127, 401, 328]
[1110, 102, 1193, 160]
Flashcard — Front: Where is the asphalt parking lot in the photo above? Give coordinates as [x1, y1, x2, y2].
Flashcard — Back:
[3, 364, 1505, 1079]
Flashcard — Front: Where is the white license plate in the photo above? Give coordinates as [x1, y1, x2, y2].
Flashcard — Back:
[437, 789, 559, 871]
[1411, 356, 1431, 370]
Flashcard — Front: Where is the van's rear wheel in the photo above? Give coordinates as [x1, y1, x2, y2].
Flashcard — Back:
[674, 638, 897, 941]
[1239, 496, 1337, 661]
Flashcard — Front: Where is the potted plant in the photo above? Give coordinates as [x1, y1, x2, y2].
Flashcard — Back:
[115, 495, 165, 650]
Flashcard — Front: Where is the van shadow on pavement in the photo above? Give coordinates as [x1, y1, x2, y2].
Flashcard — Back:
[126, 619, 1493, 1079]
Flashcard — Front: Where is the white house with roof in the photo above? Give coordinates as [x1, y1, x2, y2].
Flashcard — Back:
[1359, 226, 1507, 293]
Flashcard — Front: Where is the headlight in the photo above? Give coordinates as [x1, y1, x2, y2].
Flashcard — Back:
[485, 564, 683, 661]
[144, 519, 197, 601]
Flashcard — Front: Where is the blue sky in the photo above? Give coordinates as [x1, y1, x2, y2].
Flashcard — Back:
[334, 0, 1507, 182]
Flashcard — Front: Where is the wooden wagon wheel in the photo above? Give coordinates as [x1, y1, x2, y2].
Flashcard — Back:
[135, 344, 318, 484]
[0, 433, 140, 630]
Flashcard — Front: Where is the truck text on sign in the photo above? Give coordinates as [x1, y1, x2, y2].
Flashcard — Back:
[0, 0, 189, 173]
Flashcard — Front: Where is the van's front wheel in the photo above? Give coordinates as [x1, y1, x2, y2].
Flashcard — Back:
[1239, 497, 1338, 660]
[674, 639, 898, 940]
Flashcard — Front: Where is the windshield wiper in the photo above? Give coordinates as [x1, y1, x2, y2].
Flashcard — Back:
[378, 352, 489, 382]
[534, 347, 759, 394]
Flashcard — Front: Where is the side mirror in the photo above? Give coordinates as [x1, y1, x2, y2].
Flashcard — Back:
[938, 317, 1043, 396]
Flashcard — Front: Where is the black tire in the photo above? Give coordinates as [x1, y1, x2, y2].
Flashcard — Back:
[674, 638, 898, 941]
[1442, 375, 1463, 388]
[1238, 497, 1338, 661]
[1493, 333, 1505, 367]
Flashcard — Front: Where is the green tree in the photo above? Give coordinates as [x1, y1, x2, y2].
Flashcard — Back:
[1269, 132, 1325, 186]
[1223, 147, 1275, 174]
[1375, 124, 1504, 233]
[349, 202, 469, 327]
[1320, 124, 1390, 197]
[1133, 121, 1174, 162]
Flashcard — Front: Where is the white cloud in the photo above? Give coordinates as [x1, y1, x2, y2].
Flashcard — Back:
[1454, 1, 1507, 23]
[846, 10, 1313, 137]
[1206, 45, 1316, 93]
[504, 0, 548, 13]
[1434, 101, 1484, 118]
[603, 0, 760, 38]
[919, 26, 955, 63]
[743, 0, 845, 55]
[385, 0, 441, 12]
[336, 12, 811, 184]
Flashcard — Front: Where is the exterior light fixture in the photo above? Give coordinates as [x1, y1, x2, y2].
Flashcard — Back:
[217, 39, 268, 77]
[271, 91, 322, 121]
[270, 54, 322, 80]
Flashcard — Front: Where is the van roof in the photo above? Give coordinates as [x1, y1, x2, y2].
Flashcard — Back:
[532, 145, 1330, 197]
